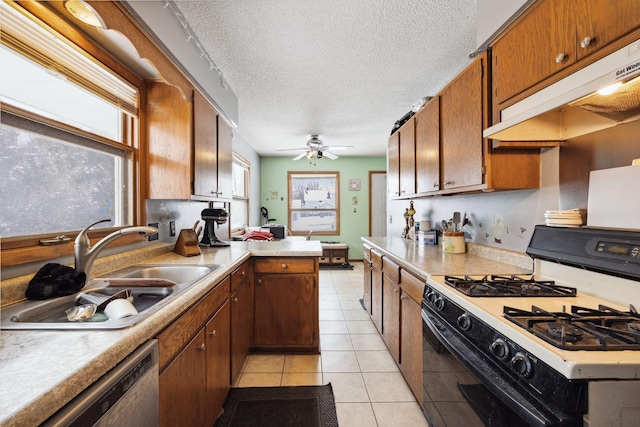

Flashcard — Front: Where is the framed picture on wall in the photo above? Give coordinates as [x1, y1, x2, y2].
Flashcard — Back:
[349, 178, 360, 191]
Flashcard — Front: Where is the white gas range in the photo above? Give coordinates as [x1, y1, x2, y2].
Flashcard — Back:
[422, 225, 640, 427]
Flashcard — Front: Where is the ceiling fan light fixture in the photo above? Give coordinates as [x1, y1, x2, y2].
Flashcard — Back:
[306, 150, 315, 159]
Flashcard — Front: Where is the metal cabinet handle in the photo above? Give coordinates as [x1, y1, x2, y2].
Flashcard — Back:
[198, 343, 206, 351]
[241, 270, 245, 276]
[555, 53, 566, 63]
[580, 36, 592, 48]
[209, 330, 217, 337]
[281, 264, 287, 269]
[444, 181, 453, 186]
[232, 297, 238, 303]
[433, 183, 438, 188]
[257, 278, 262, 284]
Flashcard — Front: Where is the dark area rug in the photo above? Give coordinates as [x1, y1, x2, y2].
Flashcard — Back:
[319, 262, 354, 270]
[215, 384, 338, 427]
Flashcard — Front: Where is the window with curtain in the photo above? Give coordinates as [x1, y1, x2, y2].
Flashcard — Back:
[230, 153, 250, 234]
[288, 171, 340, 235]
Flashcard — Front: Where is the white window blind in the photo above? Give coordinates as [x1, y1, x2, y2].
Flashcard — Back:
[0, 1, 138, 116]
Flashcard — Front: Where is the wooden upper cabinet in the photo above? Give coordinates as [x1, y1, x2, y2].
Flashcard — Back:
[415, 96, 440, 194]
[216, 117, 233, 200]
[388, 117, 416, 199]
[492, 0, 640, 109]
[146, 81, 192, 200]
[192, 91, 233, 201]
[399, 118, 416, 197]
[492, 0, 574, 106]
[440, 55, 486, 191]
[575, 0, 640, 60]
[387, 132, 400, 198]
[193, 90, 219, 198]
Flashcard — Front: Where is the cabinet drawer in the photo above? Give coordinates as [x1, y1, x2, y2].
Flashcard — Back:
[401, 269, 425, 303]
[254, 257, 316, 273]
[319, 256, 331, 264]
[370, 249, 383, 269]
[231, 260, 251, 292]
[157, 277, 230, 371]
[331, 256, 346, 264]
[382, 257, 400, 283]
[363, 244, 371, 261]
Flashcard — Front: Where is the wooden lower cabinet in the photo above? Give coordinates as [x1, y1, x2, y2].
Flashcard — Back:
[230, 260, 254, 384]
[362, 245, 372, 314]
[399, 269, 425, 403]
[370, 249, 383, 333]
[253, 257, 319, 352]
[381, 257, 401, 363]
[158, 277, 230, 427]
[159, 329, 207, 427]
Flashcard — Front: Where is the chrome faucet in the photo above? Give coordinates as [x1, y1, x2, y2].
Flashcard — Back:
[74, 219, 158, 283]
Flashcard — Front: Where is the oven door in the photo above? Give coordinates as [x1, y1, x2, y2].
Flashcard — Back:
[421, 307, 582, 427]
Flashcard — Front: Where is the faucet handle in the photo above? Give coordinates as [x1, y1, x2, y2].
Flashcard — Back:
[75, 219, 111, 247]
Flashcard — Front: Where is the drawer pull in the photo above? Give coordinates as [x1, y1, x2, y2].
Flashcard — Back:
[580, 36, 592, 48]
[232, 297, 238, 303]
[555, 52, 566, 63]
[281, 264, 287, 269]
[209, 330, 217, 337]
[198, 343, 206, 351]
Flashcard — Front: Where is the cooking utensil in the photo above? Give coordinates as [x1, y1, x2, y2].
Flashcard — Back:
[453, 212, 461, 232]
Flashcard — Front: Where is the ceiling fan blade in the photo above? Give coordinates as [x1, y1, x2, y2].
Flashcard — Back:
[325, 145, 354, 151]
[292, 152, 307, 160]
[323, 151, 339, 160]
[276, 147, 307, 152]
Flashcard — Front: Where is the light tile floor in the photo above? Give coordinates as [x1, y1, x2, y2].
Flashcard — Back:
[234, 261, 429, 427]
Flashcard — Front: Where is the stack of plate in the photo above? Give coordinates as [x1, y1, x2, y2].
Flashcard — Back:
[544, 210, 583, 227]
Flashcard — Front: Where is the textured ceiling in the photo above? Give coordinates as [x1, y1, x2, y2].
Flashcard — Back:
[173, 0, 477, 158]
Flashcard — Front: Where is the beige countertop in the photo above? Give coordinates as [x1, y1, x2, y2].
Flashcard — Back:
[361, 236, 533, 279]
[0, 240, 322, 427]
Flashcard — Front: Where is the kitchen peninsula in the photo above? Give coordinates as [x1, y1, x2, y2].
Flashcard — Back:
[0, 239, 321, 427]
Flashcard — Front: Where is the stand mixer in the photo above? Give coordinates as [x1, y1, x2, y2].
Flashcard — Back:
[199, 208, 230, 247]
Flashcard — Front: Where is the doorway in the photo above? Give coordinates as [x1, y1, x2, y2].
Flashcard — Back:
[369, 171, 387, 236]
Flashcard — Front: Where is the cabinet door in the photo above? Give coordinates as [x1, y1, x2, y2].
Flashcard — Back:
[387, 133, 400, 198]
[440, 57, 485, 190]
[399, 118, 416, 197]
[216, 116, 233, 200]
[415, 96, 440, 194]
[146, 81, 191, 200]
[382, 277, 400, 363]
[254, 274, 317, 347]
[206, 302, 231, 425]
[400, 270, 425, 404]
[370, 264, 383, 334]
[231, 274, 254, 384]
[159, 329, 207, 427]
[491, 0, 574, 105]
[193, 90, 219, 197]
[363, 258, 372, 315]
[576, 0, 640, 59]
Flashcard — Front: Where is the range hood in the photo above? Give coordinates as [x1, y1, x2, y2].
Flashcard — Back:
[484, 38, 640, 142]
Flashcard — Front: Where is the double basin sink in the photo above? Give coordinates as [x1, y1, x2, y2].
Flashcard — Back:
[1, 264, 219, 330]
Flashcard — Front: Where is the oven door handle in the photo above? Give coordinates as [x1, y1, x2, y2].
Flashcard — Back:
[422, 309, 577, 427]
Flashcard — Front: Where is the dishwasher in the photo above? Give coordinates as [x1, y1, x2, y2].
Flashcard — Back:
[43, 339, 159, 427]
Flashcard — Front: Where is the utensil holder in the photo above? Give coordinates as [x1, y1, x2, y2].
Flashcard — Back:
[174, 229, 201, 257]
[442, 232, 465, 253]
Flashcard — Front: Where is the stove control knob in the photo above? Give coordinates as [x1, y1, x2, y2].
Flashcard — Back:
[425, 289, 436, 303]
[490, 338, 510, 361]
[457, 313, 472, 331]
[511, 352, 533, 377]
[434, 295, 445, 311]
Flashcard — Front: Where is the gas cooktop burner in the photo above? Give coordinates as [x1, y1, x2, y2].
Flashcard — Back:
[504, 305, 640, 350]
[443, 274, 577, 297]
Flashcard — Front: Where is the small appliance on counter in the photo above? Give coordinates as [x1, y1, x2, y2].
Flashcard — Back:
[587, 164, 640, 230]
[199, 208, 229, 247]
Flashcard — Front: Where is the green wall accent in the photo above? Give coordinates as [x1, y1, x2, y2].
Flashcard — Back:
[260, 156, 387, 260]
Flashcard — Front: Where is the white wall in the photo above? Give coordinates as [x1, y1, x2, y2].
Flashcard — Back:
[475, 0, 531, 48]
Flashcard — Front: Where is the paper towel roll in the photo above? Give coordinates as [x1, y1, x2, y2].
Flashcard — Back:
[104, 299, 138, 320]
[420, 220, 431, 231]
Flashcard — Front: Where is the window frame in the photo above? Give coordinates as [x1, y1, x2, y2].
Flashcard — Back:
[0, 0, 144, 269]
[230, 153, 251, 236]
[288, 171, 340, 236]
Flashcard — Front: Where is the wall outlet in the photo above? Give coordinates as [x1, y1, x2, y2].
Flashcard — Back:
[388, 215, 393, 224]
[148, 223, 159, 241]
[169, 221, 176, 237]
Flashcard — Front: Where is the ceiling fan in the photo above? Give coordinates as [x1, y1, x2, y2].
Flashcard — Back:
[277, 135, 354, 160]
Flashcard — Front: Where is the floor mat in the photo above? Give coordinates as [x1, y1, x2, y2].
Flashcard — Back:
[215, 384, 338, 427]
[319, 262, 354, 270]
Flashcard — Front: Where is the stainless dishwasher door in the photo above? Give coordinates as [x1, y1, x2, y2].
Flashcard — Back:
[43, 339, 159, 427]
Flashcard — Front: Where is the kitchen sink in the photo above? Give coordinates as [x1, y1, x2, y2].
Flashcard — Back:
[1, 264, 219, 330]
